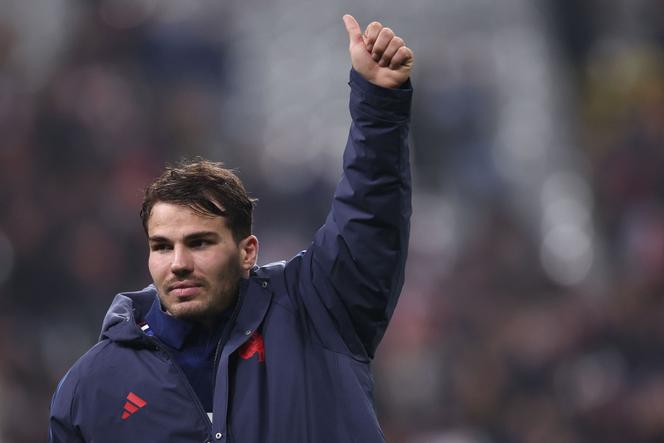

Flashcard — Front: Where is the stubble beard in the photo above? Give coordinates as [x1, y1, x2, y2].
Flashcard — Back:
[161, 255, 242, 325]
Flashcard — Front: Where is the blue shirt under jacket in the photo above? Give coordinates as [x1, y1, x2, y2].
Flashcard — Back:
[49, 69, 413, 443]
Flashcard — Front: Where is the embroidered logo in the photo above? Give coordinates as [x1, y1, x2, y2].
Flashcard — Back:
[239, 332, 265, 362]
[121, 392, 148, 420]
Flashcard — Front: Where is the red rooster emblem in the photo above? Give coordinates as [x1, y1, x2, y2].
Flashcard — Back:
[239, 331, 265, 362]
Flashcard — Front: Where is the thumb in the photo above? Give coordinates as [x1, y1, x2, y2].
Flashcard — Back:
[342, 14, 362, 48]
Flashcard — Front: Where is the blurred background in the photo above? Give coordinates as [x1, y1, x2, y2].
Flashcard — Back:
[1, 0, 663, 442]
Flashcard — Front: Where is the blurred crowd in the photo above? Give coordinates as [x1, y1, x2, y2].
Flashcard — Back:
[0, 1, 663, 442]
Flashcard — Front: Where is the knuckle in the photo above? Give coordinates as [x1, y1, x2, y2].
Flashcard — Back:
[393, 37, 405, 46]
[381, 27, 395, 38]
[369, 21, 382, 29]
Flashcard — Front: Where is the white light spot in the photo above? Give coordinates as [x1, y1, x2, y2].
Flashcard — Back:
[542, 197, 590, 231]
[541, 171, 592, 209]
[540, 224, 593, 286]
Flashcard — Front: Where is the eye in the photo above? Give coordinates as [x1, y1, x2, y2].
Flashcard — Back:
[150, 243, 172, 252]
[189, 239, 211, 249]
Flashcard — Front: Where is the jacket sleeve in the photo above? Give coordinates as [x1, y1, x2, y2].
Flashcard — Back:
[49, 368, 86, 443]
[295, 69, 412, 360]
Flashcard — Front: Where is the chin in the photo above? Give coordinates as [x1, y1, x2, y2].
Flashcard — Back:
[168, 300, 210, 321]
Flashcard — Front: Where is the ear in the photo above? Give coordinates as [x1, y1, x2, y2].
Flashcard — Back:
[238, 235, 259, 276]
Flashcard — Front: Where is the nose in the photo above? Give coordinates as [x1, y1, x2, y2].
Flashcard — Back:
[170, 245, 193, 276]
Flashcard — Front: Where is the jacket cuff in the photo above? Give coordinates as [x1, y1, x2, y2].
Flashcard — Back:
[348, 68, 413, 121]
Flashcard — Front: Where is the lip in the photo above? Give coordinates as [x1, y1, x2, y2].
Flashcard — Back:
[168, 281, 203, 298]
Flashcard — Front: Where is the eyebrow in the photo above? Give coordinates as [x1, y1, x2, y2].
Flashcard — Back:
[148, 231, 221, 243]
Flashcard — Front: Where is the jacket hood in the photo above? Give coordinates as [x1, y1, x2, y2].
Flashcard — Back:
[99, 285, 158, 344]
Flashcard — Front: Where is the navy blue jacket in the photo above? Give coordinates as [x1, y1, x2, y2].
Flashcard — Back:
[49, 69, 412, 443]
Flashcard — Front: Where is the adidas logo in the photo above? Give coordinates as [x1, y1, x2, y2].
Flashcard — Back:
[121, 392, 147, 420]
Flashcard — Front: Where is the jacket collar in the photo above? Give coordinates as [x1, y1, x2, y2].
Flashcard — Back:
[99, 285, 156, 343]
[142, 280, 246, 350]
[143, 299, 194, 350]
[219, 274, 273, 358]
[99, 278, 262, 346]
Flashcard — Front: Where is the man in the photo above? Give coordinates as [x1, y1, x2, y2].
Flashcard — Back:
[49, 14, 413, 442]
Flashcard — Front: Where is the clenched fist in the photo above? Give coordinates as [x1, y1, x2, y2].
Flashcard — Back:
[343, 14, 414, 89]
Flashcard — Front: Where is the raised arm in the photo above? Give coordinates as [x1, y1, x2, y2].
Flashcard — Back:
[293, 15, 413, 360]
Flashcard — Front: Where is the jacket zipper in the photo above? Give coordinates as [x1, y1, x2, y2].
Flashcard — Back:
[213, 293, 245, 377]
[210, 292, 247, 443]
[133, 285, 250, 441]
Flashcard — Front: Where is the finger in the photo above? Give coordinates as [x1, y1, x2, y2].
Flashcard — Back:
[378, 36, 405, 67]
[363, 21, 382, 52]
[371, 27, 395, 62]
[343, 14, 363, 47]
[389, 46, 414, 70]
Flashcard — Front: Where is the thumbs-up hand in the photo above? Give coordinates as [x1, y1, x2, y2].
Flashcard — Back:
[343, 14, 414, 89]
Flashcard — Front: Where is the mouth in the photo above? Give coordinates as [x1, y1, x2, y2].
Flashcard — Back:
[167, 281, 204, 298]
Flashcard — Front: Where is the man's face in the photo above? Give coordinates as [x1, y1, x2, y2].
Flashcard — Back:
[147, 202, 242, 325]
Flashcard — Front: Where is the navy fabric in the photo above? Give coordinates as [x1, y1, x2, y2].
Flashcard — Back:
[143, 293, 235, 412]
[49, 69, 412, 443]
